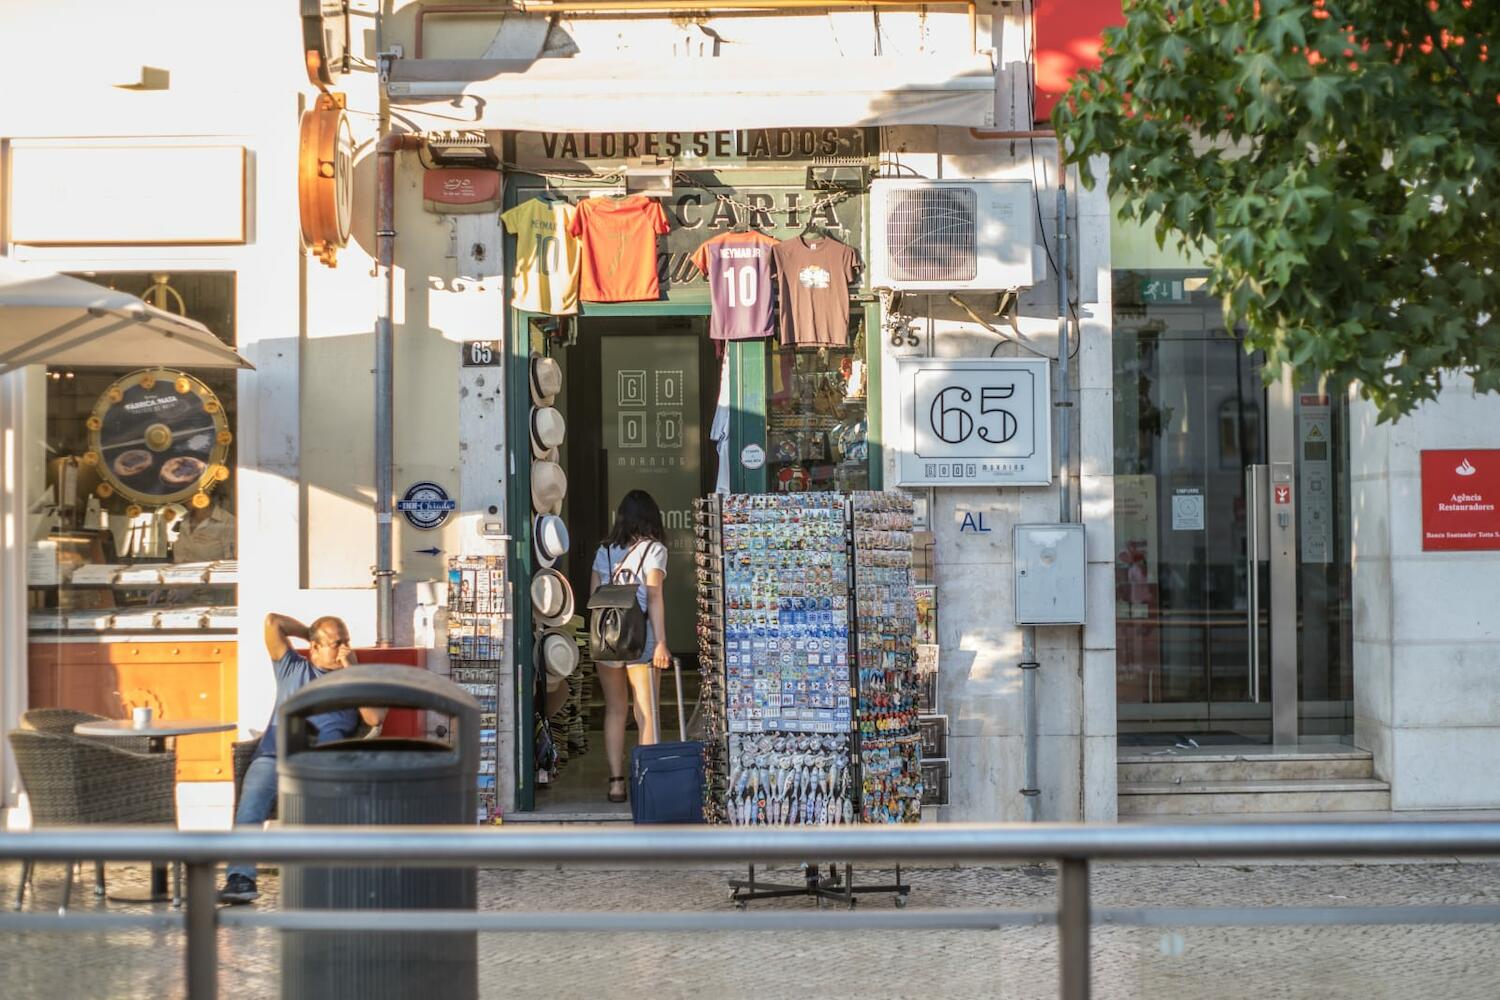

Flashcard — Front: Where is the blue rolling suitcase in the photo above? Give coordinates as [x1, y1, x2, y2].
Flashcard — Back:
[630, 658, 705, 824]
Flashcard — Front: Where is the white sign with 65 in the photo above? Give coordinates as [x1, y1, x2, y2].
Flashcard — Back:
[896, 356, 1053, 488]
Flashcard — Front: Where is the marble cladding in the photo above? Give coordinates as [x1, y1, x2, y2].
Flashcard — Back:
[1351, 386, 1500, 810]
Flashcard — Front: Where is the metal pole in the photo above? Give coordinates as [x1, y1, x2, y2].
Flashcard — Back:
[1021, 628, 1039, 821]
[184, 862, 218, 1000]
[1055, 178, 1071, 524]
[373, 132, 422, 647]
[1058, 858, 1091, 1000]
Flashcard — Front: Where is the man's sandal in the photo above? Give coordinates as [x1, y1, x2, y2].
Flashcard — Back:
[607, 776, 628, 803]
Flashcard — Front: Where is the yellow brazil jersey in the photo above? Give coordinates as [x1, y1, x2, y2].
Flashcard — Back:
[501, 197, 581, 315]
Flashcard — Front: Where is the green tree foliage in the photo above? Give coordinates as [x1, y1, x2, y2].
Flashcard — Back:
[1055, 0, 1498, 419]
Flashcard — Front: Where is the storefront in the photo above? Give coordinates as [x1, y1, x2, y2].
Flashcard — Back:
[1110, 261, 1354, 748]
[19, 271, 243, 781]
[495, 129, 885, 814]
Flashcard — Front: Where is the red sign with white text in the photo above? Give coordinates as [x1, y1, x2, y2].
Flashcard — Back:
[421, 168, 501, 212]
[1421, 450, 1500, 551]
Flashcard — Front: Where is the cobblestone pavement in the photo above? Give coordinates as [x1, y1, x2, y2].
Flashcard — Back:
[4, 859, 1500, 999]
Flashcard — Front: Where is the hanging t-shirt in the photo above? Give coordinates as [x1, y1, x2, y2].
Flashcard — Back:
[771, 235, 858, 347]
[569, 195, 671, 303]
[691, 230, 779, 340]
[501, 197, 581, 315]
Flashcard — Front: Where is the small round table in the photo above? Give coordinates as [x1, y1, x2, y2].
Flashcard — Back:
[74, 719, 237, 903]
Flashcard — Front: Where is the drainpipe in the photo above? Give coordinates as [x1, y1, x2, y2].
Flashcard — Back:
[1056, 173, 1072, 524]
[374, 131, 423, 647]
[1021, 157, 1073, 824]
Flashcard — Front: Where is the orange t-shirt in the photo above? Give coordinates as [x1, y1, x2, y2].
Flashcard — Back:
[569, 195, 671, 303]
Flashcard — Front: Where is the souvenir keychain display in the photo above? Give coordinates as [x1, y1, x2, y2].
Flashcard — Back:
[697, 490, 919, 906]
[852, 492, 923, 823]
[447, 554, 507, 824]
[692, 495, 730, 824]
[724, 731, 855, 826]
[718, 492, 854, 826]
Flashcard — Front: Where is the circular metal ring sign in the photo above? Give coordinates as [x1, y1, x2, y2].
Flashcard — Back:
[397, 481, 456, 530]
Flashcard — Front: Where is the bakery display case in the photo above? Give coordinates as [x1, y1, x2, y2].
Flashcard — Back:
[22, 272, 241, 781]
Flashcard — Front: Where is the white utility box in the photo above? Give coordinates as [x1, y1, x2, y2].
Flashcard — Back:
[1014, 523, 1086, 625]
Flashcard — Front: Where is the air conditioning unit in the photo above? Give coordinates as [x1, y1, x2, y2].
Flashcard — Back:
[869, 179, 1036, 291]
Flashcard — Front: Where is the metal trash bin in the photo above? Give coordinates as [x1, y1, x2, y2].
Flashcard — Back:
[278, 664, 479, 1000]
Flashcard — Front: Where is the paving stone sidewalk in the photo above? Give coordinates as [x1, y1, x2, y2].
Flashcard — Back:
[3, 859, 1499, 999]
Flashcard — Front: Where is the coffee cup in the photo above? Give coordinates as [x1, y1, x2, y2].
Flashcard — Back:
[132, 706, 153, 728]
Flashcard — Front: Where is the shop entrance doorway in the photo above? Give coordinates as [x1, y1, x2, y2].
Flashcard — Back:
[1113, 274, 1353, 747]
[529, 314, 717, 815]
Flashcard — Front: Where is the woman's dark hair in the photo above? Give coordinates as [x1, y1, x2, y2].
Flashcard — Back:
[605, 490, 666, 548]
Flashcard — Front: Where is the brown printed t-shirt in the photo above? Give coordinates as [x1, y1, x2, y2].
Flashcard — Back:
[771, 235, 858, 347]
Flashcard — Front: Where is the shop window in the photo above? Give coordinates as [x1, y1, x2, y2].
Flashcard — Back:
[28, 272, 239, 637]
[765, 322, 870, 493]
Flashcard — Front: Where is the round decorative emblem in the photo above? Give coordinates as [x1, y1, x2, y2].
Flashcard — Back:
[397, 481, 456, 530]
[299, 92, 354, 267]
[740, 443, 766, 470]
[87, 369, 231, 506]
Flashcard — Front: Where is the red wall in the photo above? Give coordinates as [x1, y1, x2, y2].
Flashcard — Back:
[1032, 0, 1126, 123]
[351, 646, 428, 737]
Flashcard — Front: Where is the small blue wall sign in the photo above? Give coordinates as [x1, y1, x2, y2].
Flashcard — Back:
[397, 481, 456, 530]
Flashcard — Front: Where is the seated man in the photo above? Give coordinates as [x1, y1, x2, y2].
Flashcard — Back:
[217, 612, 385, 904]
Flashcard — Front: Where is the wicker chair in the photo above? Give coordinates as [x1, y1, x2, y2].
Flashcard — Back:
[7, 730, 179, 911]
[231, 737, 273, 819]
[20, 707, 156, 755]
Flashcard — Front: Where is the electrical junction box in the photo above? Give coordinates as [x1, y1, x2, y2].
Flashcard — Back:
[1014, 523, 1086, 625]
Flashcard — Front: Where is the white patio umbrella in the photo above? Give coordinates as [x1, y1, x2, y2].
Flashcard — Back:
[0, 257, 251, 375]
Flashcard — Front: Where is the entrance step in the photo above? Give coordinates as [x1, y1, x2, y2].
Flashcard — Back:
[1118, 777, 1392, 817]
[502, 809, 633, 824]
[1118, 749, 1374, 784]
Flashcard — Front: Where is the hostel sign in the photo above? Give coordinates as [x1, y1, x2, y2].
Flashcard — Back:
[1421, 450, 1500, 551]
[895, 357, 1053, 488]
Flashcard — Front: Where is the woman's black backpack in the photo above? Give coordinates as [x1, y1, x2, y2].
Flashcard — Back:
[587, 541, 650, 662]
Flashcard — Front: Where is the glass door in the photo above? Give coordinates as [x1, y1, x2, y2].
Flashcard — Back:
[1113, 272, 1352, 747]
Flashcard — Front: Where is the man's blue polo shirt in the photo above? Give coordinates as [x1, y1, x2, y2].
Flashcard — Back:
[251, 648, 360, 760]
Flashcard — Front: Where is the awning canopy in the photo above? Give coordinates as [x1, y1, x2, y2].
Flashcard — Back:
[0, 258, 251, 375]
[387, 55, 997, 131]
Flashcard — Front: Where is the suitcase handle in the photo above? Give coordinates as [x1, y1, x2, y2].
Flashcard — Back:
[672, 656, 687, 740]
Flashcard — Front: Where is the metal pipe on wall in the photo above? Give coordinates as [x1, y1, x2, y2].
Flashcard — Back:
[374, 132, 423, 647]
[1056, 178, 1072, 523]
[1021, 627, 1040, 822]
[1021, 151, 1073, 823]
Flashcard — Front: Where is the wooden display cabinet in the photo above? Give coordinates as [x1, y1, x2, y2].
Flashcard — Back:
[28, 639, 238, 782]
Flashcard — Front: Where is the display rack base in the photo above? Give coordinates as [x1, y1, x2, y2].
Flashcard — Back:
[729, 863, 909, 910]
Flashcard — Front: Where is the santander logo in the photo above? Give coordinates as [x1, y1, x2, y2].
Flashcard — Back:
[1456, 458, 1478, 477]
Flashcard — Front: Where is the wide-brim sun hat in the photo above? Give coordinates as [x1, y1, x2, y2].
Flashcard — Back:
[535, 629, 580, 680]
[533, 513, 570, 568]
[530, 353, 562, 407]
[529, 566, 576, 628]
[531, 459, 567, 515]
[530, 405, 566, 459]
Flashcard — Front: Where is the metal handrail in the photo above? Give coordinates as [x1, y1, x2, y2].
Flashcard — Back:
[4, 822, 1500, 1000]
[5, 821, 1500, 863]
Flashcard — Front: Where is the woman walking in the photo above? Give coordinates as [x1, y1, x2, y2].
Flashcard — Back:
[591, 490, 671, 803]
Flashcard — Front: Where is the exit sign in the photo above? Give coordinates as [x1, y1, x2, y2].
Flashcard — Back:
[1139, 277, 1185, 303]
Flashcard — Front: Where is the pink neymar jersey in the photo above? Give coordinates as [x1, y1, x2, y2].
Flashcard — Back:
[691, 231, 779, 340]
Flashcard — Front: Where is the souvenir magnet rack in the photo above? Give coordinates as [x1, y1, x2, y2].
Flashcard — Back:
[447, 555, 507, 823]
[699, 492, 914, 908]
